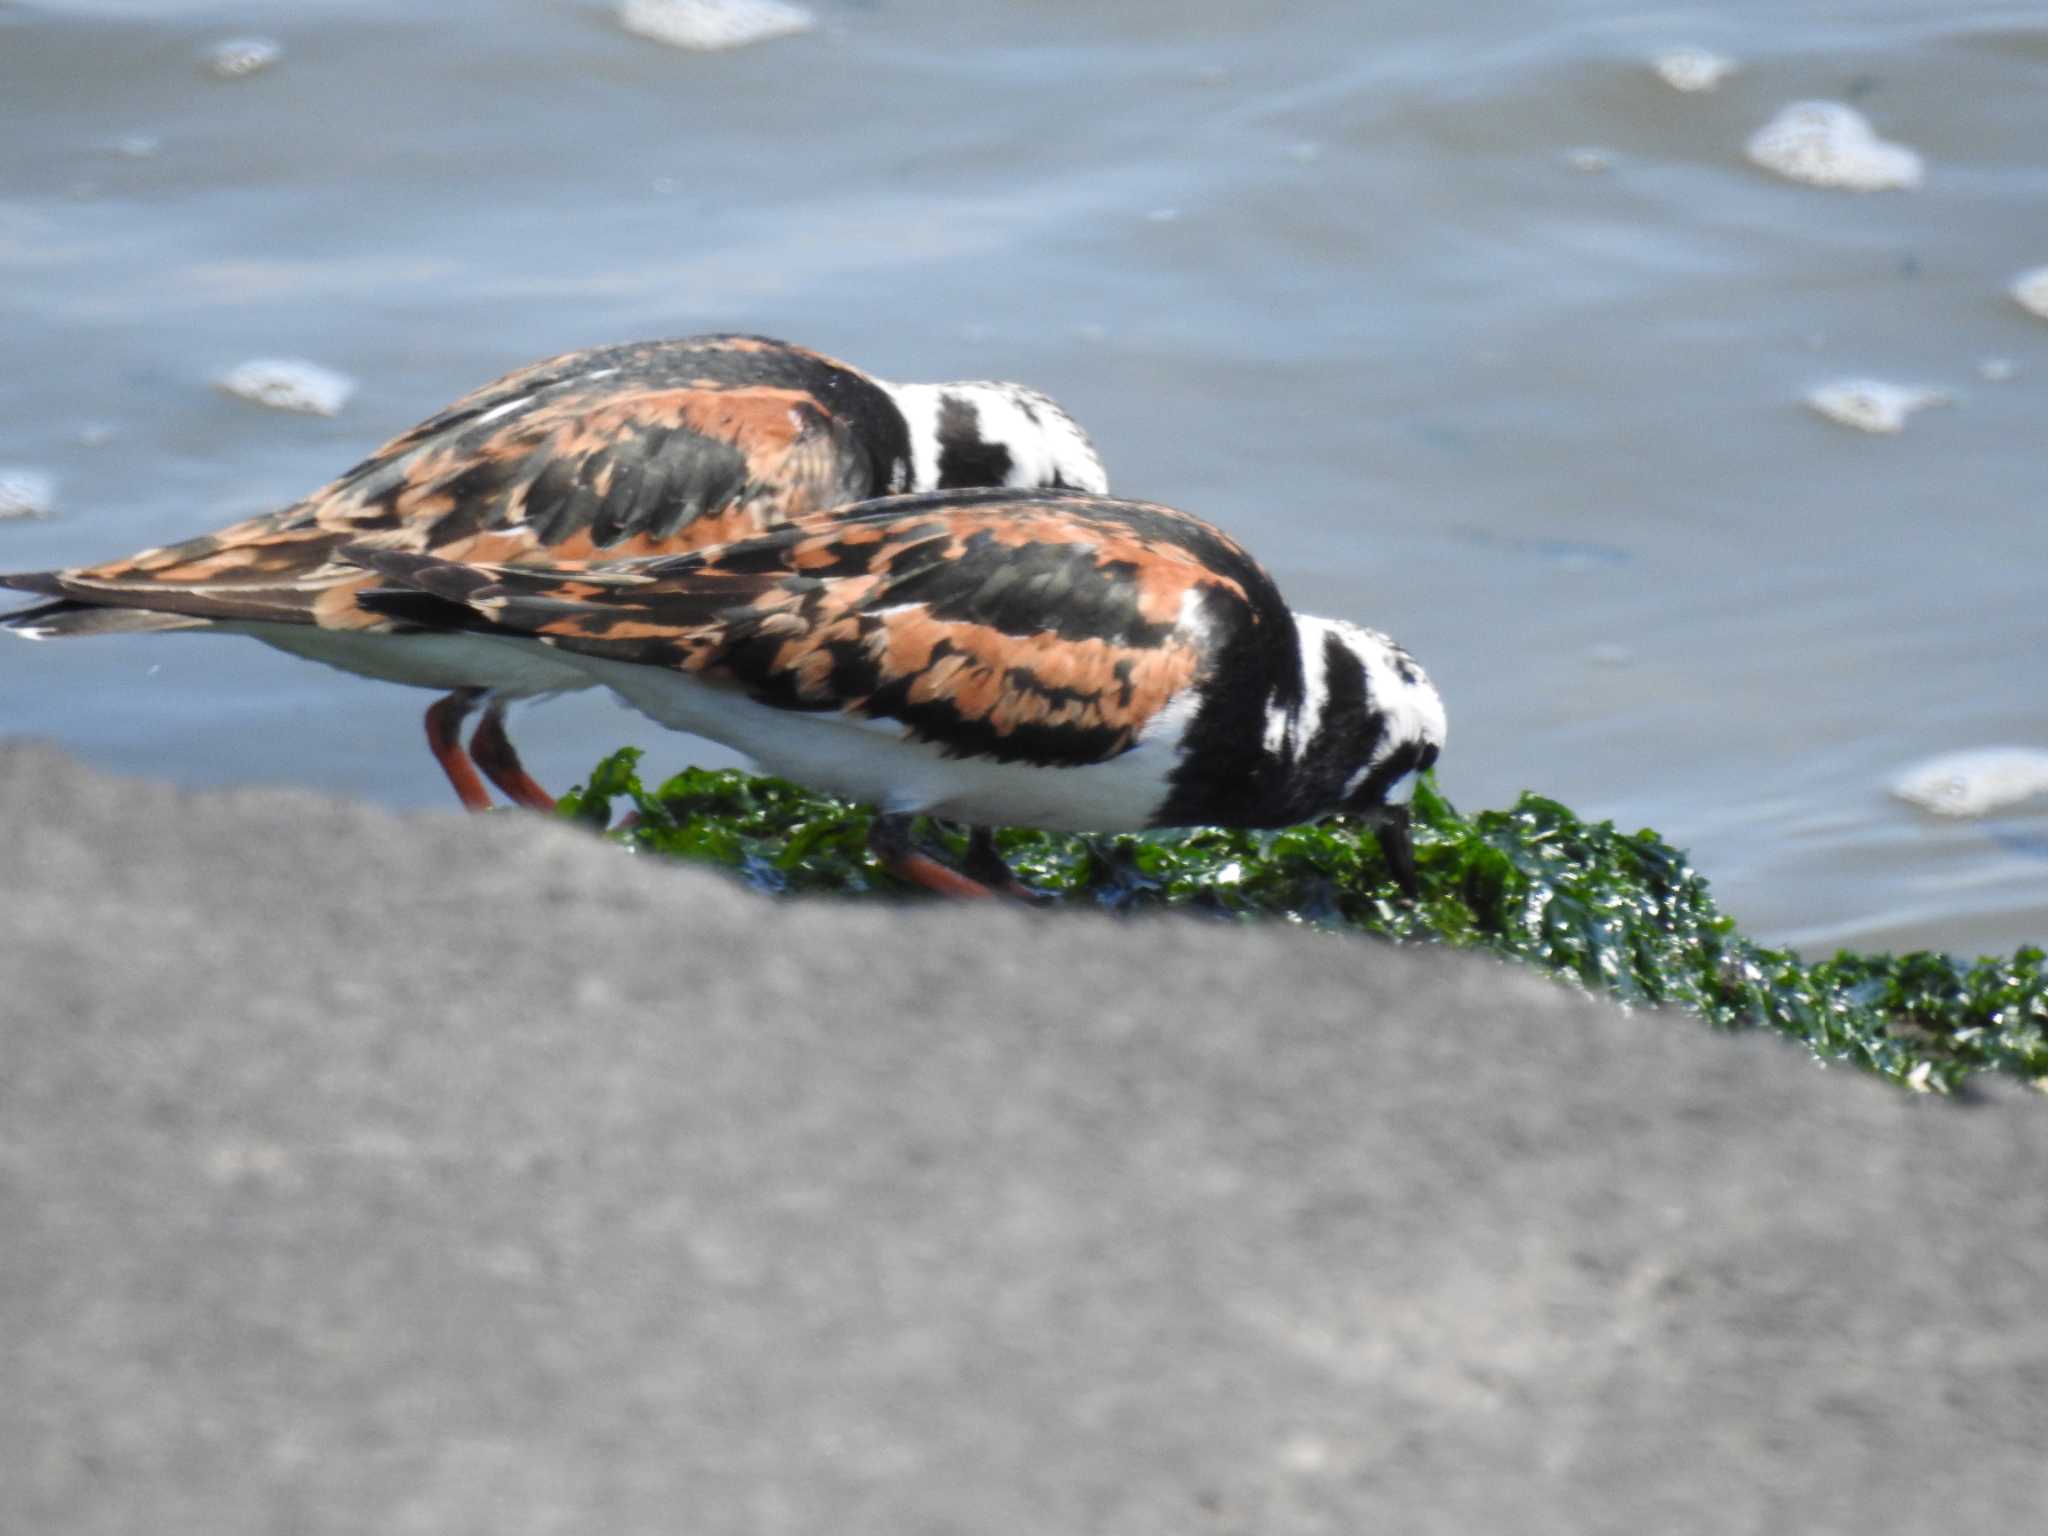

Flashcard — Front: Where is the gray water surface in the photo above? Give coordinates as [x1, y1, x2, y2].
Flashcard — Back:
[4, 0, 2044, 954]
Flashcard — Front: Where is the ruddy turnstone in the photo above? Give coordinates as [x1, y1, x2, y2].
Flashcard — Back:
[346, 488, 1447, 897]
[0, 334, 1107, 810]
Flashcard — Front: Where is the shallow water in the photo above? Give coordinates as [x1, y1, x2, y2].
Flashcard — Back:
[3, 0, 2044, 955]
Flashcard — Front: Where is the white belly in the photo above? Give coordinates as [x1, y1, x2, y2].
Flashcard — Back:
[573, 652, 1194, 833]
[226, 623, 595, 697]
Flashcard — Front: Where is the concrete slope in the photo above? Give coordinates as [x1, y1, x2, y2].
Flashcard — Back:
[2, 741, 2043, 1534]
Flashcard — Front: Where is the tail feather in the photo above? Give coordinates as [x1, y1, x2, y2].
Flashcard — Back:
[2, 564, 325, 626]
[350, 588, 486, 630]
[343, 545, 500, 607]
[0, 570, 70, 599]
[1, 599, 214, 639]
[346, 544, 588, 635]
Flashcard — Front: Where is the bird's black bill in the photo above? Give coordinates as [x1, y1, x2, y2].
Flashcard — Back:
[1371, 803, 1420, 899]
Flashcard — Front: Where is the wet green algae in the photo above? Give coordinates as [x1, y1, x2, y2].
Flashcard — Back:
[560, 748, 2048, 1094]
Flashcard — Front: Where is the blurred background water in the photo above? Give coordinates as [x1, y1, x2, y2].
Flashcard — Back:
[2, 0, 2044, 955]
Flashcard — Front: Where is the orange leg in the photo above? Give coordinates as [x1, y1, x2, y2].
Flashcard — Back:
[962, 827, 1040, 900]
[869, 814, 998, 899]
[424, 689, 494, 813]
[469, 698, 558, 812]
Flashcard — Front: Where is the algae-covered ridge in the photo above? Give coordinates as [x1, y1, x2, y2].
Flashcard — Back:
[560, 748, 2048, 1094]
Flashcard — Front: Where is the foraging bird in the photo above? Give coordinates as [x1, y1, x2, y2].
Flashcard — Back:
[347, 488, 1447, 897]
[0, 334, 1107, 810]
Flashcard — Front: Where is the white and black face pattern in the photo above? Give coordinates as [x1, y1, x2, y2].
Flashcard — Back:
[885, 380, 1110, 496]
[1268, 616, 1448, 816]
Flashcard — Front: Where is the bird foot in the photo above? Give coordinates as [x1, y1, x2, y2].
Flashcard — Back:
[869, 815, 1042, 901]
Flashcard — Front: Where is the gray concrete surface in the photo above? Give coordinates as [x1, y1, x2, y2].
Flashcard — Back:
[2, 739, 2044, 1535]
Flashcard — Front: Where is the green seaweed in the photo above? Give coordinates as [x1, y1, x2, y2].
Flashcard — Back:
[559, 748, 2048, 1094]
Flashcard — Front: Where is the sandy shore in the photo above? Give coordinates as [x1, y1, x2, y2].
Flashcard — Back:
[4, 740, 2044, 1532]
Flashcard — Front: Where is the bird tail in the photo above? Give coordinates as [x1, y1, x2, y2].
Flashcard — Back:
[1, 591, 213, 639]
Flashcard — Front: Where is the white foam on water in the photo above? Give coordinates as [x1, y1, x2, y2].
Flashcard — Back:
[0, 470, 56, 521]
[1979, 358, 2018, 383]
[206, 38, 282, 79]
[1652, 47, 1737, 93]
[1564, 146, 1616, 174]
[617, 0, 814, 52]
[1893, 749, 2048, 818]
[1805, 378, 1948, 434]
[217, 359, 357, 417]
[2011, 266, 2048, 320]
[1746, 102, 1923, 191]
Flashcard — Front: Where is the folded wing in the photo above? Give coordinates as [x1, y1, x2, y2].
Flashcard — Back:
[2, 339, 889, 632]
[352, 490, 1281, 768]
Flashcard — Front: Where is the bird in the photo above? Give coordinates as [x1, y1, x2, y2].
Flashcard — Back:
[344, 487, 1448, 898]
[0, 334, 1108, 811]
